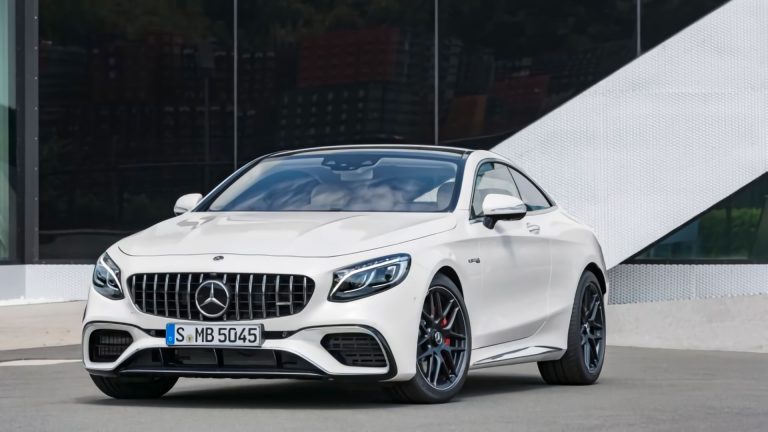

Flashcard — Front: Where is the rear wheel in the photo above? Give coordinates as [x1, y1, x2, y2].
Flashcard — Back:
[388, 274, 471, 403]
[537, 270, 605, 385]
[90, 374, 178, 399]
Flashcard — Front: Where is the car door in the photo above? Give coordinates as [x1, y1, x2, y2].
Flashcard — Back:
[466, 161, 552, 348]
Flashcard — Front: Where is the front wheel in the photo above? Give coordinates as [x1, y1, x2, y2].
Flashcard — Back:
[90, 374, 178, 399]
[388, 274, 471, 404]
[537, 270, 606, 385]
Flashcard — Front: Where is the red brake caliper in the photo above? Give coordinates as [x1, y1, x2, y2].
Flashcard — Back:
[441, 318, 451, 345]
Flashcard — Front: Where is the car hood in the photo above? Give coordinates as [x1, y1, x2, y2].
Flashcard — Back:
[118, 212, 456, 258]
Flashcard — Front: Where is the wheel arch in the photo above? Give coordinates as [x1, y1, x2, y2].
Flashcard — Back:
[584, 262, 607, 295]
[434, 266, 463, 295]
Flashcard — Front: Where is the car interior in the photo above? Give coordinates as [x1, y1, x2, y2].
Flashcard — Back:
[210, 156, 460, 212]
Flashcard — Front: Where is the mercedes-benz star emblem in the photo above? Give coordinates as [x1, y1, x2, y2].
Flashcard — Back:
[195, 280, 230, 318]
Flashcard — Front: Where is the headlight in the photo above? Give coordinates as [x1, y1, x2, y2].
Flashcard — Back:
[92, 253, 124, 300]
[329, 254, 411, 302]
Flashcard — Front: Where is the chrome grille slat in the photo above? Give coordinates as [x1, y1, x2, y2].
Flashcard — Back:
[129, 272, 314, 322]
[234, 274, 241, 321]
[175, 274, 181, 319]
[275, 275, 280, 317]
[261, 275, 267, 319]
[248, 275, 254, 320]
[222, 274, 227, 321]
[289, 276, 294, 315]
[187, 274, 192, 320]
[142, 275, 147, 311]
[163, 274, 169, 317]
[152, 274, 158, 315]
[198, 274, 204, 321]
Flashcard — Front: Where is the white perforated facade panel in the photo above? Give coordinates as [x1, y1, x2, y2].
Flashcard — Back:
[608, 264, 768, 304]
[25, 265, 93, 300]
[0, 265, 92, 302]
[492, 0, 768, 269]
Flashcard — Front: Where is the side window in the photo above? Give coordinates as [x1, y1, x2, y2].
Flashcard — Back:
[509, 168, 552, 211]
[471, 162, 520, 218]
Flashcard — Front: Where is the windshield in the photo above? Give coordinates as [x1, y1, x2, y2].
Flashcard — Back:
[205, 149, 463, 213]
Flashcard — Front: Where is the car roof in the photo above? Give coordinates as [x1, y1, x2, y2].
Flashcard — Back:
[260, 145, 526, 175]
[265, 144, 474, 158]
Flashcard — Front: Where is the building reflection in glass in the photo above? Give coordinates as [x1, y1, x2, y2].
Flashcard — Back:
[36, 0, 743, 262]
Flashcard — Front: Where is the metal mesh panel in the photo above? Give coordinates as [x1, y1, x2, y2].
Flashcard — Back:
[321, 333, 387, 368]
[608, 264, 768, 304]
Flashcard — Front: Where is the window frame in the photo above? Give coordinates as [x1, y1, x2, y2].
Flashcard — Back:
[469, 160, 521, 219]
[507, 166, 555, 212]
[468, 158, 557, 222]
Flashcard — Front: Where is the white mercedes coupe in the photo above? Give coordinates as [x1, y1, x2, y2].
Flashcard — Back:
[83, 145, 608, 403]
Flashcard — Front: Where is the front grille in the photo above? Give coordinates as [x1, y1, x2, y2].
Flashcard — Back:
[321, 333, 387, 368]
[128, 273, 315, 321]
[89, 330, 133, 362]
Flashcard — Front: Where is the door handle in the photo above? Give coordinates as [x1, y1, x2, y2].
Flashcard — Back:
[526, 223, 540, 234]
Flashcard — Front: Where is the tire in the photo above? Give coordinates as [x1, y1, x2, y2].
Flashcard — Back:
[537, 270, 605, 385]
[90, 374, 178, 399]
[388, 273, 471, 404]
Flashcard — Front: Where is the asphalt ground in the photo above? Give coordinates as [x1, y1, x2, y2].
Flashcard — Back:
[0, 345, 766, 432]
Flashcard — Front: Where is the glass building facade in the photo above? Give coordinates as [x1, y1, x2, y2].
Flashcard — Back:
[1, 0, 755, 265]
[37, 0, 435, 260]
[437, 0, 637, 147]
[630, 173, 768, 263]
[640, 0, 733, 52]
[0, 0, 13, 263]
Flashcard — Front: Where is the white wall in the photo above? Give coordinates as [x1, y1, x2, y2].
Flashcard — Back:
[491, 0, 768, 268]
[0, 265, 25, 300]
[0, 264, 92, 302]
[607, 294, 768, 353]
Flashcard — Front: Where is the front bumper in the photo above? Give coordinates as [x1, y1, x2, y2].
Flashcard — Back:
[84, 322, 396, 380]
[82, 250, 432, 381]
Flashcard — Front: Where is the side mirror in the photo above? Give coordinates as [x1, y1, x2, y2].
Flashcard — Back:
[174, 193, 203, 215]
[481, 194, 527, 229]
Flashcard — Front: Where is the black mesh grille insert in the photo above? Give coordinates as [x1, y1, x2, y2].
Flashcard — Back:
[89, 330, 133, 362]
[321, 333, 387, 368]
[119, 347, 323, 376]
[127, 273, 315, 321]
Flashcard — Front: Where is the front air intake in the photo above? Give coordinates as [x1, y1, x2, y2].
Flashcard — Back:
[321, 333, 387, 368]
[89, 330, 133, 362]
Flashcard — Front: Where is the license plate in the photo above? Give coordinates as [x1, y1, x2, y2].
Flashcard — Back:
[165, 323, 263, 347]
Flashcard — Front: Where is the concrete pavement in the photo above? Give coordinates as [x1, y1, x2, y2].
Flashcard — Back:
[0, 344, 81, 362]
[0, 346, 766, 431]
[1, 303, 766, 431]
[607, 295, 768, 353]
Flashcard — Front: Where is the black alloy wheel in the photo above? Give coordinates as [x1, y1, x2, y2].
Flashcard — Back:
[538, 270, 606, 385]
[388, 274, 471, 403]
[580, 280, 605, 373]
[416, 286, 469, 390]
